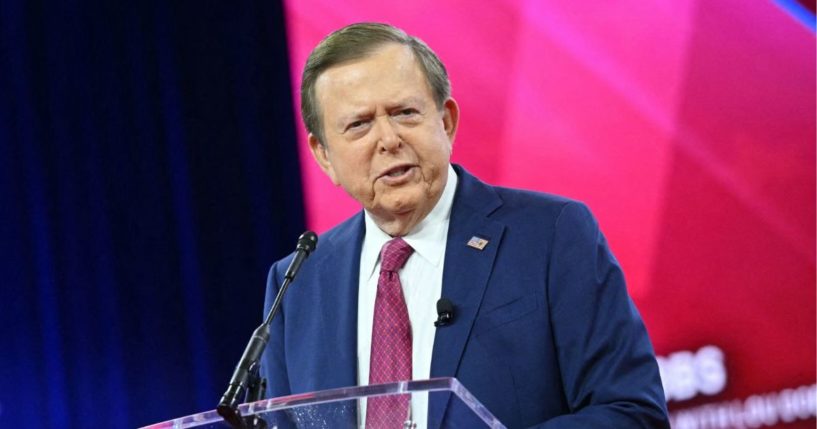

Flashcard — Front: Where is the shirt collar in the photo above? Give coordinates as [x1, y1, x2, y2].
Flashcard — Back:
[360, 164, 458, 279]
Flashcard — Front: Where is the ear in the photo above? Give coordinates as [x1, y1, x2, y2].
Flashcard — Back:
[308, 133, 340, 185]
[442, 98, 460, 142]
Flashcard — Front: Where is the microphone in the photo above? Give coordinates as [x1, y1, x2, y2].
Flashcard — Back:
[434, 298, 454, 327]
[217, 231, 318, 429]
[284, 231, 318, 280]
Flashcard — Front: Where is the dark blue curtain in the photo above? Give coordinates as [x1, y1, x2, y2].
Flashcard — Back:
[0, 1, 304, 427]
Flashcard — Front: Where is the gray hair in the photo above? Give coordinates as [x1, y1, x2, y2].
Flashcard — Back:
[301, 22, 451, 145]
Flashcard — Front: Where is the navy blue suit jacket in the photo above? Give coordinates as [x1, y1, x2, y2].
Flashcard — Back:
[260, 165, 669, 428]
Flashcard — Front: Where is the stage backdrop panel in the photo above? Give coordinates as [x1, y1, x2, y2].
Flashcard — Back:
[283, 1, 816, 428]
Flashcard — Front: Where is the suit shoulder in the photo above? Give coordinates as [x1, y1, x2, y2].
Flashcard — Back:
[491, 185, 592, 220]
[473, 185, 605, 255]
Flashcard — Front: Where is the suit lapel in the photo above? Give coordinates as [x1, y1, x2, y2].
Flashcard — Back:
[428, 166, 505, 429]
[308, 213, 364, 391]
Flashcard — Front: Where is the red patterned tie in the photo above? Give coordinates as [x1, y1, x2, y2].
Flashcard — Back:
[367, 237, 414, 428]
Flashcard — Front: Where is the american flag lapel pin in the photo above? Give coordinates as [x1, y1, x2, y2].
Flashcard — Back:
[466, 236, 489, 250]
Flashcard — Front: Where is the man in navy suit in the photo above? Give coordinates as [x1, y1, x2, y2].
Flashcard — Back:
[260, 23, 669, 428]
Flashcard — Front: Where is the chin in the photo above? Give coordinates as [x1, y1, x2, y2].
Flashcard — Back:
[382, 195, 422, 215]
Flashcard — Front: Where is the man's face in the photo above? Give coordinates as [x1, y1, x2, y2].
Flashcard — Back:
[309, 43, 459, 236]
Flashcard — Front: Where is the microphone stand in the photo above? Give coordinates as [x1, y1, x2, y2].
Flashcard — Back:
[217, 231, 317, 429]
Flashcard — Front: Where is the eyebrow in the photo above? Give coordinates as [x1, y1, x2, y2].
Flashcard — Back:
[332, 96, 430, 129]
[335, 110, 372, 129]
[389, 96, 426, 109]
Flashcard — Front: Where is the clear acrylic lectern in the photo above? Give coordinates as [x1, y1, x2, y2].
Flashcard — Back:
[140, 377, 506, 429]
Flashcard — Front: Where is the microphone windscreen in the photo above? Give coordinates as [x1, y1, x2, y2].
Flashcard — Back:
[437, 298, 454, 315]
[297, 231, 318, 253]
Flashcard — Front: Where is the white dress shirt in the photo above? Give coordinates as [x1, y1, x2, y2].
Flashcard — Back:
[357, 164, 458, 428]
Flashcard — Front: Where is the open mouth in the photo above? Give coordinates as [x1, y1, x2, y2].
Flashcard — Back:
[379, 164, 416, 183]
[384, 165, 412, 177]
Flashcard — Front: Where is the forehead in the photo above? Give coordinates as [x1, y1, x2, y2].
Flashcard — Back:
[313, 43, 434, 113]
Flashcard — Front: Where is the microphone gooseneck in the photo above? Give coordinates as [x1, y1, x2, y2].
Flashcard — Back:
[217, 231, 318, 429]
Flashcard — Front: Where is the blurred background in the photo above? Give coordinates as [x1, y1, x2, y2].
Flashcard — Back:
[0, 0, 814, 428]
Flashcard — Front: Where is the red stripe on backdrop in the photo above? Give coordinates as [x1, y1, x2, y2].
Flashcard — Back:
[283, 1, 815, 426]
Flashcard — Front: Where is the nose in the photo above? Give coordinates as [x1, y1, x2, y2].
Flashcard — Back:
[374, 116, 401, 153]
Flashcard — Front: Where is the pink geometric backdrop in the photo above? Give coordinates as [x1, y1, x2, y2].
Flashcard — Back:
[283, 1, 815, 427]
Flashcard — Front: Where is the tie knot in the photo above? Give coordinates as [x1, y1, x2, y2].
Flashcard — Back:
[380, 237, 414, 272]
